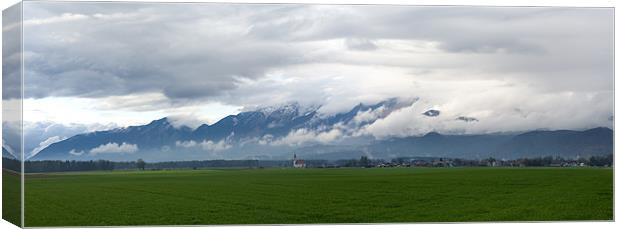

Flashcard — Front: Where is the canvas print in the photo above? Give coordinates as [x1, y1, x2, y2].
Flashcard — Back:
[1, 1, 614, 227]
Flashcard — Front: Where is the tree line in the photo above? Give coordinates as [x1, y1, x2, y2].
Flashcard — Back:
[337, 154, 613, 168]
[4, 158, 317, 173]
[0, 154, 613, 173]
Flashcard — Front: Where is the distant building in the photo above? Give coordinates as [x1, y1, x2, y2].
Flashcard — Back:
[432, 158, 454, 167]
[292, 153, 306, 168]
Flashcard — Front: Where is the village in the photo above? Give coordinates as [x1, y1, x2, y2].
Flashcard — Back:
[292, 154, 613, 169]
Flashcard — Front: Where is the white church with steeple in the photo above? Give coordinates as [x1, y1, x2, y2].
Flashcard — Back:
[292, 153, 306, 168]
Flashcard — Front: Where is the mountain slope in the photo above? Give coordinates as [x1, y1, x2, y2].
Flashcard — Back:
[295, 128, 613, 160]
[2, 146, 17, 159]
[495, 127, 613, 159]
[32, 118, 193, 160]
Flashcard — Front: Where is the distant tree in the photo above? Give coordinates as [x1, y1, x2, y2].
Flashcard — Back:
[487, 157, 496, 166]
[589, 154, 613, 167]
[360, 156, 370, 168]
[136, 159, 146, 170]
[344, 159, 358, 167]
[577, 157, 588, 164]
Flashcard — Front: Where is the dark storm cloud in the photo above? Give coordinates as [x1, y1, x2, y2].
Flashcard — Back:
[22, 2, 304, 100]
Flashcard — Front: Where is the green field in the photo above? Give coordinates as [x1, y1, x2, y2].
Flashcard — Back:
[2, 170, 21, 227]
[23, 167, 612, 226]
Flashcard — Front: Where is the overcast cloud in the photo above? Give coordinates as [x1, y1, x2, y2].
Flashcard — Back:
[5, 2, 613, 139]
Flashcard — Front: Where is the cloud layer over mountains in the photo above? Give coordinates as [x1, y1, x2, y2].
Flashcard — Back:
[30, 99, 614, 161]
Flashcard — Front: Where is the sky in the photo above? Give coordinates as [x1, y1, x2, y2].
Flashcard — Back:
[2, 2, 614, 149]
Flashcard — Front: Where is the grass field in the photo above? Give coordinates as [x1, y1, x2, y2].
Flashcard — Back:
[2, 170, 21, 227]
[23, 167, 612, 226]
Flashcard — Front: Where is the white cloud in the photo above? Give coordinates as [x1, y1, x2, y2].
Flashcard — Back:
[167, 114, 210, 130]
[68, 149, 85, 156]
[175, 140, 197, 148]
[95, 92, 171, 112]
[24, 13, 89, 26]
[257, 134, 274, 145]
[353, 106, 386, 124]
[175, 140, 231, 152]
[89, 142, 139, 155]
[316, 128, 343, 143]
[201, 140, 232, 152]
[272, 128, 343, 146]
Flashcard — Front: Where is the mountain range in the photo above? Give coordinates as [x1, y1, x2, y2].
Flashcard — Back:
[29, 98, 613, 161]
